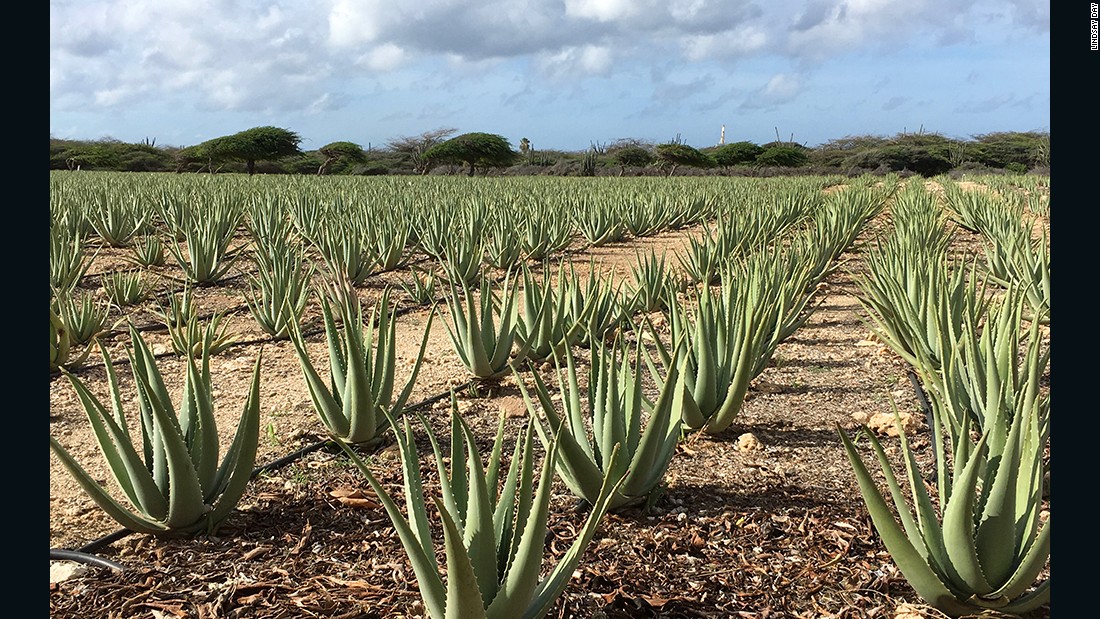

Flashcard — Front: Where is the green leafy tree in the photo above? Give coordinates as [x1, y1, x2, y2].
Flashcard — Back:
[173, 144, 212, 173]
[190, 126, 302, 175]
[712, 141, 763, 167]
[810, 135, 890, 168]
[316, 141, 367, 175]
[970, 131, 1050, 170]
[423, 132, 518, 176]
[613, 146, 653, 175]
[879, 145, 952, 176]
[754, 144, 810, 168]
[50, 137, 175, 172]
[57, 139, 124, 171]
[174, 137, 237, 173]
[835, 133, 957, 176]
[117, 144, 174, 172]
[655, 142, 715, 176]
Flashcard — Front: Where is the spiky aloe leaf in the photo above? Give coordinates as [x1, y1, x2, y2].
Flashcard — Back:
[437, 497, 491, 619]
[338, 392, 620, 619]
[334, 438, 448, 619]
[204, 352, 262, 527]
[520, 443, 623, 619]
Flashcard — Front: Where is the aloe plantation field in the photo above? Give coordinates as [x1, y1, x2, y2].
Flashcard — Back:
[49, 171, 1050, 618]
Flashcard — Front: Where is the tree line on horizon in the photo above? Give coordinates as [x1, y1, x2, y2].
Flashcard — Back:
[49, 125, 1050, 178]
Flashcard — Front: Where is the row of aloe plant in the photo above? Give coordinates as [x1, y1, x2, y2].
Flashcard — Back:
[843, 286, 1050, 615]
[847, 179, 1050, 615]
[939, 179, 1050, 322]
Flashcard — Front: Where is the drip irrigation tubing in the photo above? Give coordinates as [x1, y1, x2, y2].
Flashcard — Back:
[53, 376, 478, 562]
[49, 549, 125, 572]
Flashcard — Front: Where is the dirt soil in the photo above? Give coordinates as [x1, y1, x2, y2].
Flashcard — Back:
[49, 195, 1050, 619]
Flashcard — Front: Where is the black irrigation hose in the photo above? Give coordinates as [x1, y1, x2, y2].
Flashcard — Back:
[55, 376, 479, 561]
[251, 438, 335, 477]
[50, 549, 125, 572]
[68, 529, 133, 555]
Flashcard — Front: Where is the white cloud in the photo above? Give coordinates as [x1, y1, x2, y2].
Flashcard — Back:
[563, 0, 637, 22]
[739, 72, 804, 109]
[328, 0, 387, 46]
[92, 88, 129, 107]
[359, 44, 409, 71]
[682, 26, 768, 60]
[305, 93, 344, 115]
[537, 45, 614, 79]
[779, 0, 1048, 60]
[763, 73, 801, 100]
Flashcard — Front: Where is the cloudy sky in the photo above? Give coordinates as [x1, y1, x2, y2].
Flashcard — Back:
[50, 0, 1050, 152]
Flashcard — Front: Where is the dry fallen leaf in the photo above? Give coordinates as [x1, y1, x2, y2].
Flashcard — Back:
[329, 487, 381, 509]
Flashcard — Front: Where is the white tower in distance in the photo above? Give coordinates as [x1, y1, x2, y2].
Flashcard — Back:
[719, 125, 726, 146]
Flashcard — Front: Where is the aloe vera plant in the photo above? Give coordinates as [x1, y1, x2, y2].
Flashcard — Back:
[981, 219, 1050, 324]
[655, 282, 757, 434]
[923, 288, 1049, 472]
[50, 325, 262, 536]
[442, 271, 535, 379]
[156, 286, 239, 357]
[314, 221, 377, 286]
[573, 197, 625, 246]
[50, 223, 93, 294]
[52, 290, 111, 347]
[657, 252, 815, 434]
[400, 266, 438, 306]
[337, 398, 623, 619]
[941, 181, 1012, 235]
[101, 269, 151, 306]
[678, 223, 725, 285]
[567, 266, 628, 349]
[516, 263, 584, 362]
[484, 210, 524, 270]
[50, 305, 94, 373]
[515, 331, 686, 509]
[290, 282, 432, 445]
[623, 198, 666, 237]
[839, 398, 1049, 616]
[626, 249, 677, 314]
[888, 183, 954, 255]
[86, 188, 149, 248]
[371, 215, 411, 272]
[130, 233, 167, 268]
[245, 236, 314, 340]
[167, 206, 243, 285]
[436, 230, 484, 287]
[520, 207, 573, 262]
[857, 241, 989, 377]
